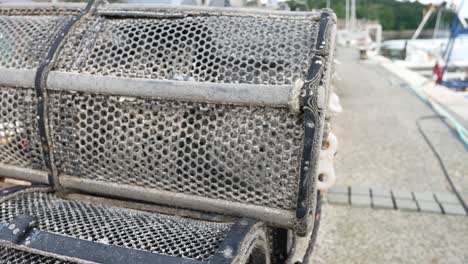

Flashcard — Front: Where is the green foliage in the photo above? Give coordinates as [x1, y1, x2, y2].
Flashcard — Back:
[288, 0, 455, 31]
[287, 0, 309, 11]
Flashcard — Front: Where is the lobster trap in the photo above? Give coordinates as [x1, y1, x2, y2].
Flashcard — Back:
[0, 1, 336, 263]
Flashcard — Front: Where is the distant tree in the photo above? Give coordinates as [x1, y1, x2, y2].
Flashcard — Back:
[289, 0, 456, 31]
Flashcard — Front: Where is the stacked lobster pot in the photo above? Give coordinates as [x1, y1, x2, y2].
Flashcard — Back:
[0, 1, 337, 263]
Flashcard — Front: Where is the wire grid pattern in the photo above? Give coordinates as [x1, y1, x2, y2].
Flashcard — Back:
[0, 191, 233, 261]
[0, 15, 71, 69]
[48, 91, 304, 210]
[0, 247, 71, 264]
[0, 86, 43, 170]
[0, 7, 82, 17]
[56, 14, 318, 85]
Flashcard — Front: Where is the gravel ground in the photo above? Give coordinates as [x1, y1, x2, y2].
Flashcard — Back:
[332, 48, 468, 192]
[311, 204, 468, 264]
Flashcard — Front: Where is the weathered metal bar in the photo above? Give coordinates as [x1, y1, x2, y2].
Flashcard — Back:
[0, 68, 294, 107]
[60, 175, 294, 228]
[98, 4, 321, 18]
[0, 3, 86, 8]
[0, 68, 36, 89]
[0, 221, 203, 264]
[47, 71, 292, 107]
[0, 165, 49, 184]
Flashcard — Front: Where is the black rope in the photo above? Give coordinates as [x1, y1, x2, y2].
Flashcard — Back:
[302, 190, 322, 263]
[34, 0, 96, 187]
[416, 115, 468, 213]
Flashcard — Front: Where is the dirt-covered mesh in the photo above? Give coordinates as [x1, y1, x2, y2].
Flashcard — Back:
[56, 14, 318, 85]
[0, 15, 72, 69]
[0, 7, 82, 16]
[0, 11, 77, 172]
[0, 191, 232, 261]
[0, 247, 71, 264]
[48, 91, 304, 210]
[0, 87, 43, 170]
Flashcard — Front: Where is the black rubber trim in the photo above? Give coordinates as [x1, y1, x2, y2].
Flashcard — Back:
[270, 228, 288, 264]
[0, 215, 37, 244]
[209, 218, 255, 264]
[295, 12, 331, 225]
[0, 221, 203, 264]
[315, 12, 331, 52]
[0, 184, 48, 197]
[34, 0, 96, 187]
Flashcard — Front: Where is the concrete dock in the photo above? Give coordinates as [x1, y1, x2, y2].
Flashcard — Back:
[310, 48, 468, 263]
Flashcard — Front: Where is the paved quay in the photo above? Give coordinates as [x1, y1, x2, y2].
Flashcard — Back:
[311, 204, 468, 264]
[326, 185, 467, 215]
[331, 48, 467, 192]
[310, 47, 468, 263]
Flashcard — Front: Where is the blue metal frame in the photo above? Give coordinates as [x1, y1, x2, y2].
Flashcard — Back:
[439, 79, 468, 88]
[440, 0, 468, 89]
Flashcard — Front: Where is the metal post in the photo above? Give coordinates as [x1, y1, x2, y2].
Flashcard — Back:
[411, 5, 434, 40]
[433, 5, 443, 38]
[345, 0, 349, 30]
[350, 0, 356, 31]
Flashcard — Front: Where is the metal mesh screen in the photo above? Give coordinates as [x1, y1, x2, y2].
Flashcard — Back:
[0, 246, 70, 264]
[0, 191, 232, 261]
[0, 12, 76, 173]
[0, 7, 81, 17]
[56, 15, 318, 85]
[49, 91, 304, 210]
[0, 87, 43, 170]
[0, 15, 72, 69]
[0, 247, 72, 264]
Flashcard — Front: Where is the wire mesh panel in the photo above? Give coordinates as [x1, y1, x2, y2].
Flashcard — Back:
[0, 247, 71, 264]
[51, 6, 321, 212]
[0, 190, 232, 261]
[56, 13, 318, 85]
[47, 6, 336, 226]
[0, 87, 43, 169]
[0, 5, 82, 17]
[0, 9, 78, 173]
[49, 91, 303, 210]
[0, 15, 72, 69]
